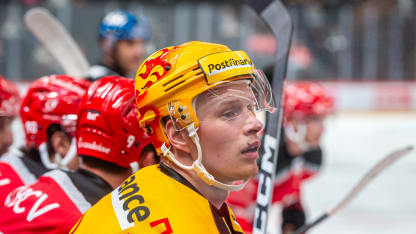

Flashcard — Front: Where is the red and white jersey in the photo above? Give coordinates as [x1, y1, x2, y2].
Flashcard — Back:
[226, 140, 323, 233]
[272, 145, 322, 205]
[0, 168, 112, 233]
[0, 152, 48, 206]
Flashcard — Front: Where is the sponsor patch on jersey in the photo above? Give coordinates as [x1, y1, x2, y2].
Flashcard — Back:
[111, 175, 150, 230]
[198, 51, 255, 84]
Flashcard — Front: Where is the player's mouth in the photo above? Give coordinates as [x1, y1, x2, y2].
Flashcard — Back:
[241, 141, 260, 159]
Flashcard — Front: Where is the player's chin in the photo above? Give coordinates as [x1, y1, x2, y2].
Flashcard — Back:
[237, 163, 259, 180]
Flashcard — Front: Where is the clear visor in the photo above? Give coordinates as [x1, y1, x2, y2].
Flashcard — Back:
[168, 69, 275, 131]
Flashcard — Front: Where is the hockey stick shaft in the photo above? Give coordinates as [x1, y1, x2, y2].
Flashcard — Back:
[24, 7, 90, 77]
[293, 146, 413, 234]
[245, 1, 293, 234]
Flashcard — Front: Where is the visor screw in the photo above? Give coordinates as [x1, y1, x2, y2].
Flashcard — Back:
[165, 65, 171, 71]
[180, 114, 186, 120]
[178, 106, 183, 113]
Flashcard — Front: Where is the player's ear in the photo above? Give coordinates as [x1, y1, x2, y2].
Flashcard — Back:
[165, 119, 193, 154]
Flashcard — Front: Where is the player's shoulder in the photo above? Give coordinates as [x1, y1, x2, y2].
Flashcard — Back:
[16, 169, 73, 199]
[0, 151, 42, 184]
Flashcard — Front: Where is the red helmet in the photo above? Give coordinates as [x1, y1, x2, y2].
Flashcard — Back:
[76, 76, 151, 168]
[0, 76, 21, 117]
[283, 81, 334, 121]
[20, 75, 90, 147]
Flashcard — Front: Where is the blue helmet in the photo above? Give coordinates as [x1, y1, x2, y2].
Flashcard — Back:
[99, 10, 151, 43]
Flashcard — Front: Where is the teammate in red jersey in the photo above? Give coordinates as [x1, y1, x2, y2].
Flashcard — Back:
[227, 80, 334, 234]
[0, 76, 155, 233]
[0, 75, 89, 206]
[274, 81, 333, 234]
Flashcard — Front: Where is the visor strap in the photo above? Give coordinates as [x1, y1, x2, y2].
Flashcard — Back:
[284, 123, 311, 151]
[39, 142, 58, 169]
[187, 123, 202, 165]
[59, 138, 77, 169]
[161, 142, 193, 170]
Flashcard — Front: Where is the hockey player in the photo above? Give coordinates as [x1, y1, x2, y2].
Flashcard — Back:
[0, 76, 20, 156]
[0, 76, 154, 233]
[275, 81, 333, 234]
[227, 80, 334, 234]
[71, 41, 275, 233]
[87, 10, 151, 81]
[0, 75, 89, 205]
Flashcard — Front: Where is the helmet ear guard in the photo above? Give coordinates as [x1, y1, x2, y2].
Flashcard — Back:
[167, 100, 195, 131]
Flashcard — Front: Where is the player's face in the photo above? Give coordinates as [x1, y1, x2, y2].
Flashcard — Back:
[195, 82, 264, 183]
[0, 116, 14, 155]
[115, 39, 146, 76]
[304, 115, 325, 146]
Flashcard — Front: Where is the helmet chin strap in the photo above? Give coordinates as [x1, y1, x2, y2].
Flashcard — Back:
[284, 122, 311, 152]
[39, 138, 77, 170]
[161, 123, 248, 191]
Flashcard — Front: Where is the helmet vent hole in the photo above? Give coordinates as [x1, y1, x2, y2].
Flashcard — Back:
[192, 67, 203, 76]
[164, 80, 186, 92]
[162, 75, 183, 87]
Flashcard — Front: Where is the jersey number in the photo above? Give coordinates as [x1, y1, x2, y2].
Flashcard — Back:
[149, 218, 172, 234]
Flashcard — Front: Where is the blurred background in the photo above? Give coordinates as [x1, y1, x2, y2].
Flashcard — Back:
[1, 0, 415, 233]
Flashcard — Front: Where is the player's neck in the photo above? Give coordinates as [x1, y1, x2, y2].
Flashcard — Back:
[170, 162, 228, 209]
[80, 164, 131, 189]
[194, 179, 229, 209]
[162, 151, 229, 209]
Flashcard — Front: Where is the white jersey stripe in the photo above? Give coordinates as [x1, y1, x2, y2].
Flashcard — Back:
[111, 187, 134, 230]
[43, 170, 92, 213]
[0, 153, 37, 185]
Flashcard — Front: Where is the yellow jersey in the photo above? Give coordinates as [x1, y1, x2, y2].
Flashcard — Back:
[71, 164, 244, 234]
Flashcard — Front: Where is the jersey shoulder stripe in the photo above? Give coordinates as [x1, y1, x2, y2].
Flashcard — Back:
[43, 170, 92, 213]
[65, 168, 113, 205]
[0, 153, 37, 185]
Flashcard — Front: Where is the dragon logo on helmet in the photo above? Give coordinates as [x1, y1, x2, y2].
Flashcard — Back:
[135, 46, 178, 98]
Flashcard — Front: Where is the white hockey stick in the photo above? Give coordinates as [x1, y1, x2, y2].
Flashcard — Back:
[293, 146, 413, 234]
[24, 7, 90, 77]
